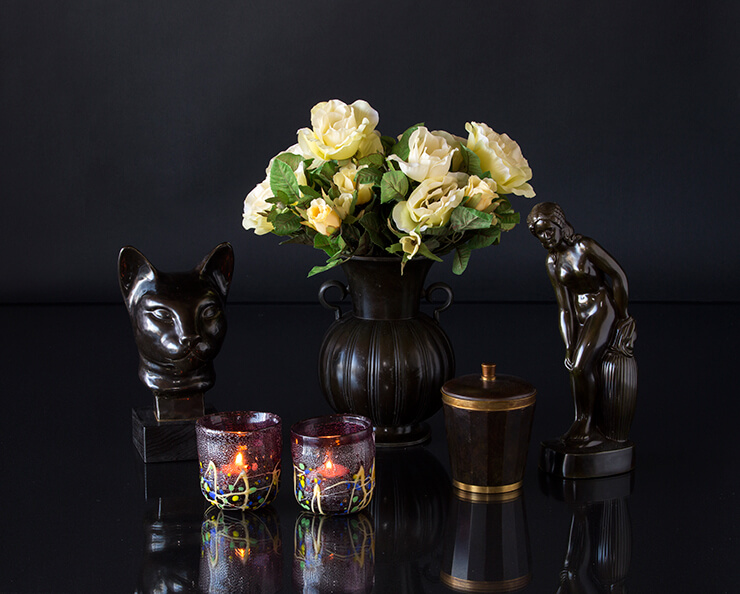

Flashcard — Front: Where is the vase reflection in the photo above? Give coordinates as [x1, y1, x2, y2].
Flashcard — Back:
[540, 472, 633, 593]
[441, 489, 531, 592]
[292, 512, 375, 593]
[370, 446, 451, 592]
[199, 506, 282, 594]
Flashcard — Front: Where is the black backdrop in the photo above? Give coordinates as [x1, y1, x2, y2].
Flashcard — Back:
[2, 1, 738, 304]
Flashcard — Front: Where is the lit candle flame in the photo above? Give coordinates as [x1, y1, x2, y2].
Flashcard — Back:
[235, 452, 244, 466]
[235, 547, 247, 560]
[326, 459, 334, 472]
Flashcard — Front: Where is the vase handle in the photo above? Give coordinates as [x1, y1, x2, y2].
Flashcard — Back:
[425, 282, 454, 323]
[318, 280, 348, 320]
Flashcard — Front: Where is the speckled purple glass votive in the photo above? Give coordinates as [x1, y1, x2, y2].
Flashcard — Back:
[196, 411, 282, 511]
[291, 415, 375, 515]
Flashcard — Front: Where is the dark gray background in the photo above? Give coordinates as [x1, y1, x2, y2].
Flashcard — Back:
[2, 1, 738, 304]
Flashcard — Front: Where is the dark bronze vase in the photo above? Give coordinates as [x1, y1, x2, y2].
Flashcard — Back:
[318, 257, 455, 446]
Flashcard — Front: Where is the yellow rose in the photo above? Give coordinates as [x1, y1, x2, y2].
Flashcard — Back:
[387, 126, 456, 182]
[432, 130, 465, 171]
[333, 163, 374, 205]
[392, 173, 467, 233]
[242, 178, 274, 235]
[461, 175, 499, 212]
[297, 99, 379, 161]
[333, 193, 354, 219]
[356, 131, 384, 158]
[305, 197, 341, 236]
[400, 231, 422, 259]
[465, 122, 535, 197]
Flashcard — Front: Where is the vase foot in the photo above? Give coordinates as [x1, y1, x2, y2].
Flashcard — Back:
[374, 423, 431, 448]
[539, 438, 635, 479]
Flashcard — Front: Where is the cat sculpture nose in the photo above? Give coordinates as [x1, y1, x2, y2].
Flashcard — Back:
[179, 335, 197, 349]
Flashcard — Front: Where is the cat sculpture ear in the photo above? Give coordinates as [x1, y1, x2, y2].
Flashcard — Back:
[197, 242, 234, 300]
[118, 246, 157, 310]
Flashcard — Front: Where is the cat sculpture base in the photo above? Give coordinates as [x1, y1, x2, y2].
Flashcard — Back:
[133, 404, 215, 463]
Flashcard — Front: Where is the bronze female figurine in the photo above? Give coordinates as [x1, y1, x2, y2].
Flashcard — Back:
[528, 203, 637, 478]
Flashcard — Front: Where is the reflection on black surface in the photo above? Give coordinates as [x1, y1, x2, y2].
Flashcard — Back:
[540, 472, 633, 593]
[441, 490, 531, 593]
[292, 512, 375, 593]
[200, 506, 282, 594]
[136, 496, 203, 593]
[135, 461, 204, 593]
[371, 446, 451, 592]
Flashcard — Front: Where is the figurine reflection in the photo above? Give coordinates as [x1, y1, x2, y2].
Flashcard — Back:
[119, 243, 234, 421]
[528, 203, 637, 477]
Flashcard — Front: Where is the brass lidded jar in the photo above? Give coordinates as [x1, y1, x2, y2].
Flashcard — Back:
[441, 364, 536, 496]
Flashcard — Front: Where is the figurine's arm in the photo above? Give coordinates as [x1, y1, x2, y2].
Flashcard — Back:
[583, 238, 629, 319]
[547, 256, 576, 364]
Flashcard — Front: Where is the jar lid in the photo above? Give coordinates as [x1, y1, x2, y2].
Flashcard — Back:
[441, 364, 536, 411]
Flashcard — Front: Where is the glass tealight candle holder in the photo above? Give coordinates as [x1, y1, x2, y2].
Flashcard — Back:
[196, 411, 282, 511]
[291, 414, 375, 515]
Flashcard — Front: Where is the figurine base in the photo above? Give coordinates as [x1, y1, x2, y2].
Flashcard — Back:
[154, 393, 205, 422]
[539, 438, 635, 479]
[132, 405, 215, 463]
[374, 422, 431, 448]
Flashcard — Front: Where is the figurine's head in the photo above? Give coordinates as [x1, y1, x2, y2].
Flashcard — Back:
[527, 202, 576, 250]
[118, 243, 234, 397]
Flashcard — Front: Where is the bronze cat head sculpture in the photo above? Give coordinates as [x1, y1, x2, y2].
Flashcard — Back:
[119, 243, 234, 421]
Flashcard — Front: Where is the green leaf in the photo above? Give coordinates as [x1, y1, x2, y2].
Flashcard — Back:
[355, 167, 383, 186]
[314, 160, 338, 179]
[356, 153, 385, 168]
[452, 245, 472, 275]
[359, 211, 387, 248]
[275, 152, 304, 170]
[417, 242, 443, 262]
[380, 135, 397, 153]
[269, 210, 303, 236]
[449, 206, 494, 232]
[493, 196, 512, 211]
[307, 259, 343, 277]
[421, 225, 450, 237]
[298, 185, 321, 200]
[390, 123, 423, 161]
[353, 231, 373, 255]
[386, 242, 404, 254]
[270, 159, 300, 202]
[459, 145, 485, 177]
[467, 227, 502, 250]
[314, 234, 341, 257]
[498, 211, 521, 231]
[341, 222, 360, 245]
[380, 170, 409, 203]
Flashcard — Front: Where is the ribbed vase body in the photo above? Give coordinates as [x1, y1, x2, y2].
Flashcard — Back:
[318, 257, 455, 446]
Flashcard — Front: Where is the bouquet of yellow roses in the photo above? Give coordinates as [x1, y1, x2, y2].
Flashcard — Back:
[242, 99, 535, 276]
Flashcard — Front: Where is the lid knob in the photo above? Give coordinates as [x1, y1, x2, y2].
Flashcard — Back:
[481, 363, 496, 381]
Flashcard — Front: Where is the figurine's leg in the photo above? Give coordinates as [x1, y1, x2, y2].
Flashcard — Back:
[564, 308, 614, 443]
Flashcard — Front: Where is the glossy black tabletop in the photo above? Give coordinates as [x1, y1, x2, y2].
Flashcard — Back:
[1, 302, 737, 592]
